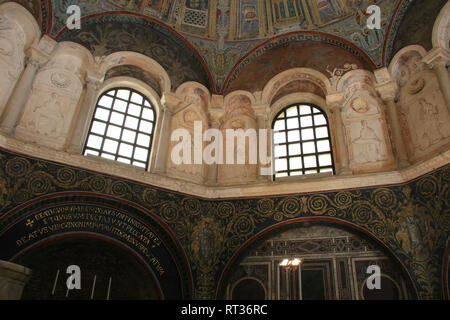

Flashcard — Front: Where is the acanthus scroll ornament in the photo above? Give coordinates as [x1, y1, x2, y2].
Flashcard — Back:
[326, 63, 358, 89]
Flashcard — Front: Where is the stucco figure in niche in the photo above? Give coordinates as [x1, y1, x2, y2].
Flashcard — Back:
[352, 120, 387, 164]
[15, 47, 85, 150]
[184, 87, 208, 115]
[166, 85, 209, 183]
[418, 98, 445, 150]
[218, 94, 257, 185]
[28, 92, 64, 137]
[394, 50, 450, 160]
[343, 83, 380, 119]
[0, 14, 25, 114]
[342, 75, 393, 172]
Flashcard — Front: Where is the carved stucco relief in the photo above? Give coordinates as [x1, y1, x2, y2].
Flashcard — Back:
[218, 94, 258, 185]
[166, 86, 209, 183]
[0, 14, 25, 115]
[395, 52, 450, 161]
[342, 81, 394, 173]
[15, 52, 84, 150]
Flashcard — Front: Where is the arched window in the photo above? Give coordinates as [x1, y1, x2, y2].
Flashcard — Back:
[272, 103, 335, 179]
[83, 88, 156, 170]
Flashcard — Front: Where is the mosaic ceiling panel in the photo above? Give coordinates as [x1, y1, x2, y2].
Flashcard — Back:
[3, 0, 435, 93]
[58, 14, 213, 91]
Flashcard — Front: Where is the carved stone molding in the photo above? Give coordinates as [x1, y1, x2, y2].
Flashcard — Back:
[422, 47, 450, 69]
[0, 133, 448, 199]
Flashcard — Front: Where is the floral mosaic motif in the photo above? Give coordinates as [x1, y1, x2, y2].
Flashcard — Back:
[57, 14, 212, 91]
[0, 0, 421, 92]
[0, 150, 448, 299]
[46, 0, 413, 92]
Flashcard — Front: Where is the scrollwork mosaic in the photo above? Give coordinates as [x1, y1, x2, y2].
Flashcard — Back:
[0, 149, 448, 299]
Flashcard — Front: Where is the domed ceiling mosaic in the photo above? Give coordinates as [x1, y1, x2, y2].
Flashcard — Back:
[1, 0, 445, 94]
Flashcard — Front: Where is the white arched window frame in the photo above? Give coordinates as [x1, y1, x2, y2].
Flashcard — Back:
[83, 78, 161, 171]
[271, 102, 335, 179]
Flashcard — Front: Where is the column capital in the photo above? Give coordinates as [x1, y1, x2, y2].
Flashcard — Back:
[374, 68, 397, 101]
[253, 103, 269, 119]
[37, 35, 57, 56]
[422, 47, 450, 69]
[376, 82, 397, 102]
[209, 120, 220, 129]
[0, 260, 32, 300]
[85, 72, 103, 89]
[211, 94, 224, 109]
[25, 44, 50, 68]
[326, 93, 344, 110]
[161, 92, 182, 113]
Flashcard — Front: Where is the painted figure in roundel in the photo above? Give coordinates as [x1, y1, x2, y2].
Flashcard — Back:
[351, 97, 370, 114]
[353, 120, 385, 163]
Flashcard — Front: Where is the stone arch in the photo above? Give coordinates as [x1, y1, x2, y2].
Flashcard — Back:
[230, 276, 267, 300]
[0, 2, 41, 115]
[217, 217, 419, 299]
[389, 45, 428, 88]
[99, 51, 171, 95]
[56, 12, 214, 92]
[13, 233, 165, 300]
[223, 91, 256, 112]
[222, 31, 375, 95]
[336, 69, 377, 95]
[0, 192, 194, 299]
[432, 1, 450, 52]
[175, 81, 211, 118]
[222, 91, 256, 124]
[0, 2, 40, 49]
[261, 68, 332, 106]
[91, 76, 163, 172]
[269, 93, 329, 124]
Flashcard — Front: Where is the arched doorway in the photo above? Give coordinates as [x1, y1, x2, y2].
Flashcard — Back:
[0, 192, 193, 299]
[219, 220, 417, 300]
[14, 236, 162, 300]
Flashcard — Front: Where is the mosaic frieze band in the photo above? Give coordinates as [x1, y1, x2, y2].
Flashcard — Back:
[0, 149, 448, 299]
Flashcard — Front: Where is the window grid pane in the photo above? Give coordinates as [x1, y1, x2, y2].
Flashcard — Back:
[83, 88, 156, 170]
[272, 103, 335, 179]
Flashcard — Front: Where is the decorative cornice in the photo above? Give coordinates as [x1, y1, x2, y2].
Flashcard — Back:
[422, 47, 450, 68]
[375, 68, 398, 101]
[0, 134, 448, 200]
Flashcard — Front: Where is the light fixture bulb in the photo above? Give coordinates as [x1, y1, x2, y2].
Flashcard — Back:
[291, 258, 301, 266]
[280, 259, 289, 266]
